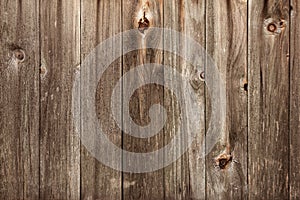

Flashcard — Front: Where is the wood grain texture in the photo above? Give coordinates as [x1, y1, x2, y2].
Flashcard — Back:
[0, 0, 40, 199]
[80, 0, 122, 199]
[122, 0, 165, 199]
[248, 0, 290, 199]
[39, 0, 80, 199]
[163, 0, 206, 199]
[290, 0, 300, 199]
[205, 0, 248, 199]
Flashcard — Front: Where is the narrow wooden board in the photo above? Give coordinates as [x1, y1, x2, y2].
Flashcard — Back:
[80, 0, 122, 199]
[0, 0, 40, 199]
[39, 0, 80, 199]
[163, 0, 206, 199]
[290, 0, 300, 199]
[122, 0, 165, 199]
[205, 0, 248, 199]
[248, 0, 290, 199]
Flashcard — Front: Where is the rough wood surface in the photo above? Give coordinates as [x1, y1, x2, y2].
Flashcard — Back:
[122, 0, 165, 199]
[248, 0, 290, 199]
[163, 0, 206, 199]
[80, 0, 122, 199]
[290, 0, 300, 199]
[39, 0, 80, 199]
[0, 0, 40, 199]
[205, 0, 248, 199]
[0, 1, 299, 199]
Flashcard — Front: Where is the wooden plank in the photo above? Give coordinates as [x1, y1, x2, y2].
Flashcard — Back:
[39, 0, 80, 199]
[290, 0, 300, 199]
[122, 0, 165, 199]
[248, 0, 290, 199]
[205, 0, 248, 199]
[80, 0, 122, 199]
[0, 0, 40, 199]
[163, 0, 206, 199]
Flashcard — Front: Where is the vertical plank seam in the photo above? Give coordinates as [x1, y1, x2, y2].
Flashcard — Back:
[121, 0, 124, 199]
[246, 0, 249, 199]
[38, 0, 41, 199]
[288, 0, 291, 199]
[204, 0, 207, 199]
[79, 0, 82, 199]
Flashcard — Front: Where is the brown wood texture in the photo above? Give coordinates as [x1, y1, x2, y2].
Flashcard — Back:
[290, 0, 300, 199]
[0, 0, 40, 199]
[122, 0, 165, 199]
[206, 0, 248, 199]
[163, 0, 206, 199]
[39, 0, 80, 199]
[0, 0, 299, 199]
[248, 0, 290, 199]
[80, 0, 122, 199]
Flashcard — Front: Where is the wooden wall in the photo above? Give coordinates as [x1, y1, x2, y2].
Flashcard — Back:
[0, 0, 299, 199]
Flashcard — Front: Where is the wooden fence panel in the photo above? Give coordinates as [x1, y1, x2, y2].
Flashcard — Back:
[205, 0, 248, 199]
[290, 0, 300, 199]
[248, 0, 290, 199]
[80, 0, 122, 199]
[1, 0, 300, 199]
[0, 0, 40, 199]
[39, 0, 80, 199]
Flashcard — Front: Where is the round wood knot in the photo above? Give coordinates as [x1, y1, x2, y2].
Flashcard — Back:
[138, 13, 150, 34]
[13, 49, 25, 62]
[267, 23, 277, 32]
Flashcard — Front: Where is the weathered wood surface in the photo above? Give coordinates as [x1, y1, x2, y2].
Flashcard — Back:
[0, 0, 299, 199]
[80, 0, 122, 199]
[206, 0, 248, 199]
[290, 0, 300, 199]
[0, 0, 40, 199]
[163, 0, 206, 199]
[39, 0, 80, 199]
[248, 0, 290, 199]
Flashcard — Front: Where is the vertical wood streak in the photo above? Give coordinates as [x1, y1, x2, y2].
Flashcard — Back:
[0, 0, 40, 199]
[80, 0, 122, 199]
[290, 0, 300, 199]
[248, 0, 290, 199]
[39, 0, 80, 199]
[205, 0, 248, 199]
[122, 0, 165, 199]
[163, 0, 206, 199]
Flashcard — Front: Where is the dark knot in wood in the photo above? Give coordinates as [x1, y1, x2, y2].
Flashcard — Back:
[138, 12, 150, 34]
[267, 23, 277, 33]
[13, 49, 25, 62]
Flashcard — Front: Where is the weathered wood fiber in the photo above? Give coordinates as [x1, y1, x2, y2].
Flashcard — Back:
[206, 0, 248, 199]
[248, 0, 290, 199]
[39, 0, 80, 199]
[122, 0, 165, 199]
[80, 0, 122, 199]
[0, 0, 40, 199]
[290, 0, 300, 199]
[163, 0, 206, 199]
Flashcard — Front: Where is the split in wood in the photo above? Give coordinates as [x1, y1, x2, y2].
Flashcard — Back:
[13, 49, 25, 63]
[138, 12, 150, 34]
[215, 153, 232, 170]
[190, 70, 205, 90]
